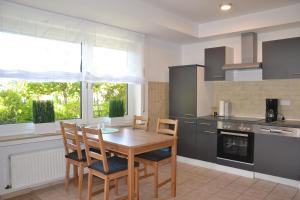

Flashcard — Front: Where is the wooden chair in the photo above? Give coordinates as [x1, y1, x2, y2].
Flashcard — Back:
[133, 115, 149, 131]
[60, 121, 88, 199]
[82, 127, 140, 200]
[135, 118, 178, 198]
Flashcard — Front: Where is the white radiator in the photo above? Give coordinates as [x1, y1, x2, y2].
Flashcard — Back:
[9, 148, 66, 189]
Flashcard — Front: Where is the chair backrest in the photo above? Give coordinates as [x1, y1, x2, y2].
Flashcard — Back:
[60, 121, 83, 160]
[82, 127, 109, 173]
[133, 115, 149, 131]
[156, 118, 178, 136]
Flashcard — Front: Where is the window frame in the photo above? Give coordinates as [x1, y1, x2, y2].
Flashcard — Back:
[0, 33, 143, 136]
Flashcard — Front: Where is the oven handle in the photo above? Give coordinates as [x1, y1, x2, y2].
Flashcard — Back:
[220, 131, 248, 137]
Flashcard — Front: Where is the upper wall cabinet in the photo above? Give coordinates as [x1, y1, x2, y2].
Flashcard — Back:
[204, 46, 233, 81]
[263, 37, 300, 80]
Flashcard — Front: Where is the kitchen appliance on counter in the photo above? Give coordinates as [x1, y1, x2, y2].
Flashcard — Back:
[217, 118, 258, 171]
[266, 99, 278, 122]
[218, 100, 231, 117]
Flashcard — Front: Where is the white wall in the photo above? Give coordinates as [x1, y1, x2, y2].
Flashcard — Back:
[183, 26, 300, 65]
[145, 37, 182, 82]
[143, 37, 182, 117]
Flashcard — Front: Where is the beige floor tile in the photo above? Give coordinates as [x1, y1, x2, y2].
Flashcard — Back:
[293, 191, 300, 200]
[4, 162, 300, 200]
[270, 184, 298, 199]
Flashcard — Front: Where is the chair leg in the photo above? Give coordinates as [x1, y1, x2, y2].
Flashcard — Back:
[78, 163, 84, 199]
[153, 162, 158, 198]
[73, 165, 78, 185]
[114, 178, 119, 195]
[64, 159, 70, 191]
[87, 172, 93, 200]
[104, 178, 110, 200]
[135, 167, 139, 200]
[143, 163, 148, 176]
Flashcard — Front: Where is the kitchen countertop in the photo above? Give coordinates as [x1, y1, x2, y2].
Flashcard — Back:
[198, 115, 300, 128]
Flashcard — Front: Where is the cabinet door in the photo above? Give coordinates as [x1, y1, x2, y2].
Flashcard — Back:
[205, 47, 226, 81]
[196, 120, 217, 162]
[169, 66, 197, 118]
[254, 134, 300, 180]
[263, 37, 300, 79]
[177, 118, 197, 158]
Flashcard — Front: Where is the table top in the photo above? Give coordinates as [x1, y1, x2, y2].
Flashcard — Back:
[78, 127, 175, 148]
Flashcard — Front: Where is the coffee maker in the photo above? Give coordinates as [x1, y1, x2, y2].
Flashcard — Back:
[265, 99, 278, 122]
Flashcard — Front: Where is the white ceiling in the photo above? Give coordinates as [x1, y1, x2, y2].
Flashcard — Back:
[5, 0, 300, 44]
[141, 0, 300, 23]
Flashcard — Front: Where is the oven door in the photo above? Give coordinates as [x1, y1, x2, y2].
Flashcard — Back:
[217, 130, 254, 163]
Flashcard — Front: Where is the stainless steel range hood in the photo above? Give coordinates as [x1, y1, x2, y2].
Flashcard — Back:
[223, 32, 261, 70]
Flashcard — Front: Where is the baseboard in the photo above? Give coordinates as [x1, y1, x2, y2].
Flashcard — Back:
[177, 156, 300, 188]
[0, 178, 64, 199]
[177, 156, 254, 178]
[255, 173, 300, 189]
[0, 168, 89, 197]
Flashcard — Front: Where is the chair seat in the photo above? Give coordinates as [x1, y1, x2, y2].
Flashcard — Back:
[65, 148, 108, 162]
[89, 156, 139, 175]
[136, 149, 171, 162]
[65, 149, 87, 162]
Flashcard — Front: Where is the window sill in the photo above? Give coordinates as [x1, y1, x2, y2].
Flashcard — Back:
[0, 132, 62, 147]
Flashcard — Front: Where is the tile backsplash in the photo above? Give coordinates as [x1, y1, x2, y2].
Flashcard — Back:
[148, 81, 169, 131]
[147, 79, 300, 122]
[212, 79, 300, 119]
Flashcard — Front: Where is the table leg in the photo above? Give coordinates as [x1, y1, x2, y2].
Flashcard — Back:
[128, 148, 135, 200]
[171, 139, 177, 197]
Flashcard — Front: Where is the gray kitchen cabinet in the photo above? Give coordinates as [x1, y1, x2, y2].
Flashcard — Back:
[177, 118, 197, 158]
[169, 65, 197, 118]
[263, 36, 300, 79]
[204, 46, 233, 81]
[196, 119, 217, 162]
[254, 134, 300, 180]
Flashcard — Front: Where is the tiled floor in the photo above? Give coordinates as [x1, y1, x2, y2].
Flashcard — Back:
[4, 162, 300, 200]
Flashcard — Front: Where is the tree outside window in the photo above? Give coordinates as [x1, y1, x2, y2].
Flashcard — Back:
[0, 80, 81, 125]
[93, 83, 127, 117]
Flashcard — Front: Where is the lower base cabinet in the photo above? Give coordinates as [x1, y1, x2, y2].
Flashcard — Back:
[177, 118, 217, 162]
[177, 118, 197, 159]
[254, 134, 300, 180]
[196, 128, 217, 163]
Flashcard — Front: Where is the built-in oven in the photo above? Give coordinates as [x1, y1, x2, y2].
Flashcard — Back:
[217, 130, 254, 164]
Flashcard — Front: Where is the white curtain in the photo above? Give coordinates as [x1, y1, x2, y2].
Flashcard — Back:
[0, 1, 145, 83]
[0, 31, 82, 82]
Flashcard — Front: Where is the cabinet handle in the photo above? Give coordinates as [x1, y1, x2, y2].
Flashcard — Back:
[292, 73, 300, 76]
[213, 75, 224, 78]
[185, 114, 195, 117]
[184, 121, 196, 124]
[203, 130, 216, 134]
[260, 128, 270, 133]
[199, 122, 211, 126]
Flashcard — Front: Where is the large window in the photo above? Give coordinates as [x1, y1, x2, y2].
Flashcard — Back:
[93, 83, 128, 117]
[0, 31, 140, 127]
[0, 80, 81, 125]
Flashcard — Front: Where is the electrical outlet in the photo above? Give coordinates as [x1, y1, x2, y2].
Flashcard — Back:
[280, 99, 291, 106]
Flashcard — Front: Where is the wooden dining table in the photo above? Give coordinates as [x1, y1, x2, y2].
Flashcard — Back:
[78, 127, 177, 200]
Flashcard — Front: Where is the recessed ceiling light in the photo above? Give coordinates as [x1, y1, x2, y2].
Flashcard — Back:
[220, 3, 232, 11]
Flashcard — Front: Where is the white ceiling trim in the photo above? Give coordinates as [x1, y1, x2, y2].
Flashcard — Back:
[197, 3, 300, 39]
[3, 0, 300, 44]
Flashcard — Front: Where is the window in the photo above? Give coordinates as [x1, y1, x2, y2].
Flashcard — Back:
[0, 31, 141, 128]
[93, 83, 128, 117]
[0, 80, 81, 125]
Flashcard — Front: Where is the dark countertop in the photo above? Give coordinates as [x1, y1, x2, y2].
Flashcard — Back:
[198, 115, 300, 128]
